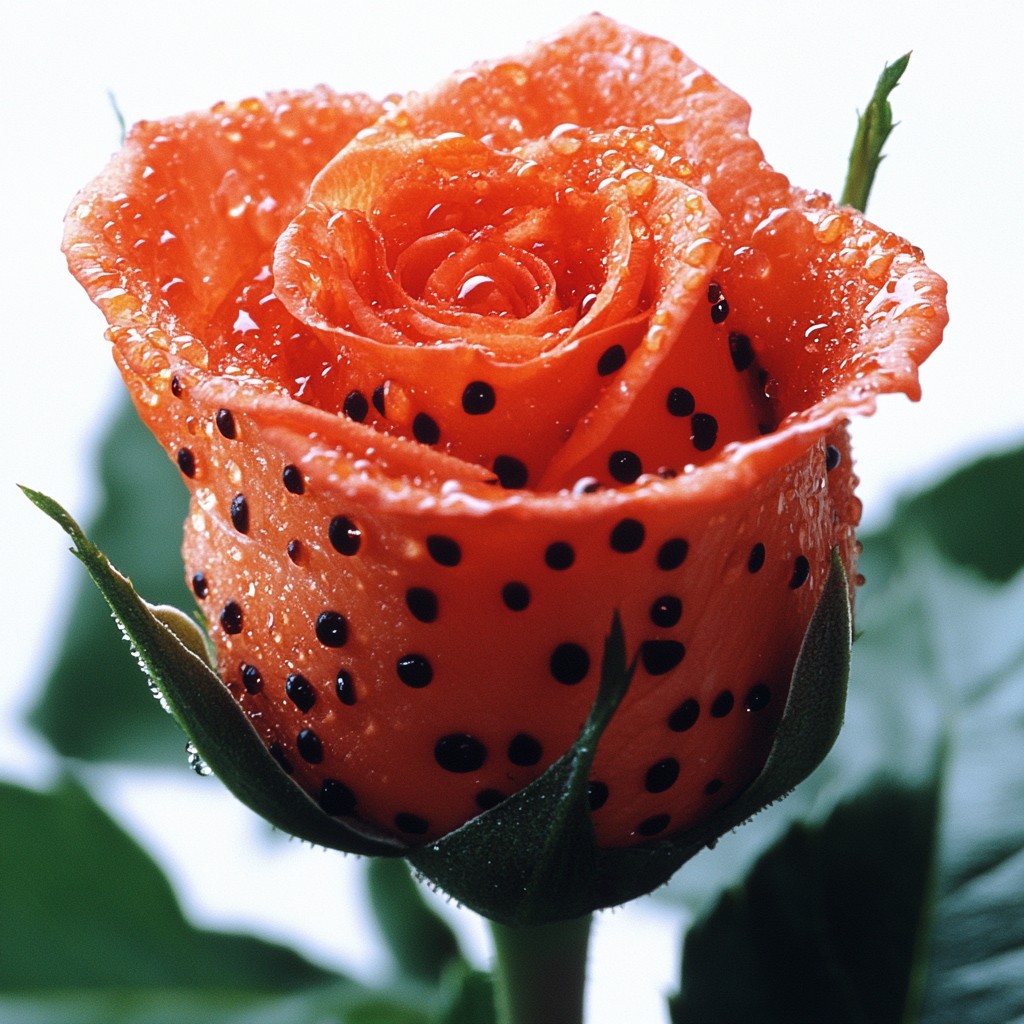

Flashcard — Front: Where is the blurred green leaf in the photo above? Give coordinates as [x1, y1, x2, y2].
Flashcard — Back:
[29, 396, 192, 764]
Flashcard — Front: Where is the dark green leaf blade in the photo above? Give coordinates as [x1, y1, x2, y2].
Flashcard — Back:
[841, 53, 911, 212]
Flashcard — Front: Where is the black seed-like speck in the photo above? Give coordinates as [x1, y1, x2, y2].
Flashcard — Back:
[550, 642, 590, 685]
[705, 778, 724, 795]
[545, 541, 575, 570]
[608, 449, 642, 484]
[711, 690, 735, 717]
[230, 494, 249, 533]
[241, 663, 263, 694]
[395, 812, 429, 835]
[413, 412, 440, 445]
[297, 728, 323, 764]
[329, 516, 361, 556]
[641, 640, 685, 675]
[268, 742, 293, 774]
[191, 573, 208, 599]
[397, 654, 433, 688]
[657, 538, 689, 570]
[691, 413, 718, 452]
[609, 518, 645, 553]
[344, 390, 369, 422]
[476, 789, 505, 811]
[493, 454, 528, 489]
[435, 733, 487, 773]
[462, 380, 496, 415]
[645, 758, 680, 793]
[707, 283, 723, 304]
[588, 781, 609, 811]
[406, 587, 438, 623]
[282, 464, 304, 494]
[507, 733, 542, 766]
[372, 384, 387, 416]
[315, 611, 348, 648]
[649, 595, 682, 628]
[748, 543, 766, 573]
[597, 344, 626, 376]
[666, 387, 695, 417]
[745, 683, 772, 711]
[177, 448, 196, 478]
[789, 555, 810, 589]
[319, 778, 356, 815]
[171, 374, 183, 397]
[710, 298, 729, 324]
[825, 444, 842, 472]
[216, 408, 237, 439]
[668, 698, 700, 732]
[728, 332, 755, 371]
[286, 673, 316, 712]
[502, 581, 531, 611]
[287, 540, 302, 563]
[636, 813, 670, 837]
[336, 669, 356, 706]
[426, 534, 461, 566]
[220, 601, 243, 634]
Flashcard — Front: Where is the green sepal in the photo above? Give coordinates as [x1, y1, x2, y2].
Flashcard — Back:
[23, 487, 403, 859]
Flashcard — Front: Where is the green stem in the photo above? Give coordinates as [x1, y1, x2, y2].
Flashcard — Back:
[490, 914, 593, 1024]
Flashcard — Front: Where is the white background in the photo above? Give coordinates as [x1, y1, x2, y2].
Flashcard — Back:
[1, 2, 1022, 1020]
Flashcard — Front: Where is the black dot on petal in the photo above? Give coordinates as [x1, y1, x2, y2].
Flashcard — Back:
[287, 540, 302, 563]
[710, 298, 729, 324]
[426, 534, 461, 566]
[789, 555, 811, 589]
[240, 663, 263, 694]
[397, 654, 433, 688]
[587, 781, 609, 811]
[406, 587, 438, 623]
[171, 374, 183, 398]
[395, 812, 429, 835]
[282, 464, 304, 494]
[344, 390, 369, 422]
[636, 813, 670, 837]
[704, 778, 724, 795]
[336, 669, 356, 705]
[657, 538, 689, 570]
[645, 758, 680, 793]
[507, 732, 542, 767]
[319, 778, 356, 816]
[462, 380, 496, 415]
[476, 789, 505, 811]
[315, 611, 348, 648]
[550, 643, 590, 685]
[666, 387, 695, 417]
[502, 581, 531, 611]
[728, 332, 755, 371]
[215, 408, 237, 439]
[707, 282, 723, 304]
[748, 543, 766, 573]
[413, 412, 440, 445]
[268, 742, 293, 774]
[641, 640, 685, 676]
[329, 516, 361, 556]
[745, 683, 772, 712]
[297, 728, 323, 764]
[668, 698, 700, 732]
[545, 541, 575, 571]
[372, 384, 387, 416]
[177, 448, 196, 478]
[825, 444, 842, 472]
[608, 449, 642, 484]
[493, 454, 528, 489]
[609, 518, 645, 553]
[230, 494, 249, 534]
[649, 595, 682, 628]
[691, 413, 718, 452]
[597, 344, 626, 376]
[435, 733, 487, 773]
[220, 601, 243, 635]
[711, 691, 735, 718]
[286, 673, 316, 712]
[191, 573, 209, 599]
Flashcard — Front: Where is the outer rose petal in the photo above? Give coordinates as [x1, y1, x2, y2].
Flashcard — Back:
[63, 16, 947, 848]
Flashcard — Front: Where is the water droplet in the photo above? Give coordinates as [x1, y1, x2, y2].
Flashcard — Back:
[185, 741, 213, 776]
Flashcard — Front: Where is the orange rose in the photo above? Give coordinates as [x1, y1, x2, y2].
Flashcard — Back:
[63, 15, 945, 854]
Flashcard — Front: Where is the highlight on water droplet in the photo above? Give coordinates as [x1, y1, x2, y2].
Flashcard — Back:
[185, 740, 213, 776]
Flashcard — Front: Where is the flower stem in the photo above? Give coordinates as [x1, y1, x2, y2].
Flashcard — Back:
[490, 914, 593, 1024]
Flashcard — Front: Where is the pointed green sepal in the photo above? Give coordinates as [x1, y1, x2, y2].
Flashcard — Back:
[409, 613, 636, 925]
[23, 487, 404, 859]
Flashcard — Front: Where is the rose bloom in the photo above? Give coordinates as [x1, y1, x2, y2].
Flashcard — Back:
[64, 16, 945, 849]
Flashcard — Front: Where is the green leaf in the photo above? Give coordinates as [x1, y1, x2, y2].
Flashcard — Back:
[29, 397, 192, 764]
[841, 52, 911, 212]
[23, 487, 403, 859]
